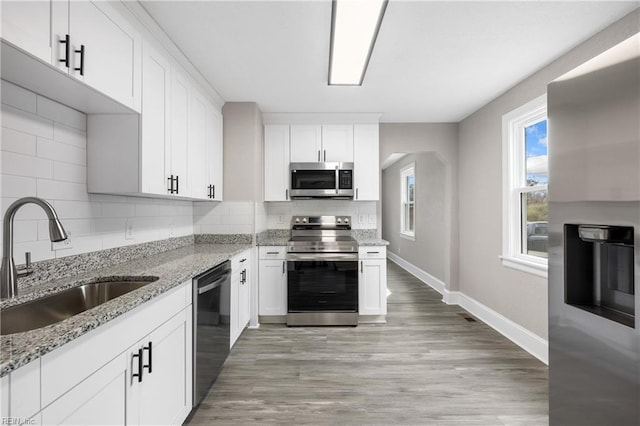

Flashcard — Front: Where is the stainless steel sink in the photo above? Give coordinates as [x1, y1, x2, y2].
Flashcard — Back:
[0, 277, 159, 336]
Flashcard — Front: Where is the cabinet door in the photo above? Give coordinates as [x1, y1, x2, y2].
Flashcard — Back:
[290, 125, 322, 163]
[322, 125, 354, 162]
[258, 259, 287, 316]
[189, 90, 209, 200]
[207, 106, 224, 201]
[140, 41, 170, 195]
[41, 353, 127, 425]
[170, 70, 191, 197]
[68, 1, 138, 109]
[1, 0, 64, 65]
[239, 262, 251, 330]
[264, 125, 290, 201]
[353, 124, 380, 200]
[358, 259, 387, 316]
[230, 269, 240, 347]
[129, 310, 191, 426]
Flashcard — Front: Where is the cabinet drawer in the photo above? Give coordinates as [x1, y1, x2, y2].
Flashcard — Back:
[358, 247, 386, 259]
[259, 246, 286, 260]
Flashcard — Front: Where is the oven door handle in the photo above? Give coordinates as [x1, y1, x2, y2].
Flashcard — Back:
[286, 253, 358, 262]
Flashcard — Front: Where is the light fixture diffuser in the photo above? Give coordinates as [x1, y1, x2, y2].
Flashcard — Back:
[329, 0, 388, 86]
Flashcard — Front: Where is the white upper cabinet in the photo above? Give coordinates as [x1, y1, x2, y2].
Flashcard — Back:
[189, 90, 209, 200]
[206, 107, 224, 201]
[169, 70, 191, 198]
[264, 125, 291, 201]
[1, 0, 63, 64]
[322, 125, 354, 162]
[289, 124, 354, 163]
[140, 41, 170, 196]
[353, 124, 380, 200]
[289, 125, 322, 162]
[67, 1, 139, 110]
[2, 0, 140, 112]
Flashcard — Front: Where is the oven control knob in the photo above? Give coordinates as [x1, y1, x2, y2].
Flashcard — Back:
[295, 218, 300, 223]
[302, 218, 307, 223]
[344, 218, 349, 224]
[337, 218, 342, 224]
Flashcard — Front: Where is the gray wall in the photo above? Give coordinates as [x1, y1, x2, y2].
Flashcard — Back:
[457, 9, 640, 339]
[379, 123, 459, 290]
[222, 102, 263, 201]
[383, 153, 447, 282]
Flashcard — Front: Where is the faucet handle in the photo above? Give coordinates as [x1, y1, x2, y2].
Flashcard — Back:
[17, 252, 33, 278]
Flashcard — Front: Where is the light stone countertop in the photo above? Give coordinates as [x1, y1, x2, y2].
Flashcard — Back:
[256, 229, 388, 247]
[0, 243, 251, 377]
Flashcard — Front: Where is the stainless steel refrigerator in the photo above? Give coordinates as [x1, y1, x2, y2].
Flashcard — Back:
[548, 35, 639, 425]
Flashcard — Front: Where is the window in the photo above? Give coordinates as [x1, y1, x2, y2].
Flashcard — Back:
[400, 163, 415, 239]
[502, 95, 548, 277]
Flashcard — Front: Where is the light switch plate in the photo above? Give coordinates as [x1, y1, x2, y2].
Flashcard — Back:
[125, 220, 135, 240]
[358, 214, 367, 224]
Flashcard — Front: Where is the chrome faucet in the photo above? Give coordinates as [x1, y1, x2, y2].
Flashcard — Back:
[1, 197, 68, 299]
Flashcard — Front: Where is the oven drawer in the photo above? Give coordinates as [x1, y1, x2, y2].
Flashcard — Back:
[259, 246, 286, 260]
[358, 247, 386, 260]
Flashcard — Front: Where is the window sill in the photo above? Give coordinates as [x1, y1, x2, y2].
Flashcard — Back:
[500, 255, 548, 279]
[400, 232, 415, 241]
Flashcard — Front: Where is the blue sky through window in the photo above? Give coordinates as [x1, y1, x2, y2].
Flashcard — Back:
[525, 120, 548, 185]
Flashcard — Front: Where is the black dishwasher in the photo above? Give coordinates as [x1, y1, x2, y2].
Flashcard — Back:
[192, 261, 231, 407]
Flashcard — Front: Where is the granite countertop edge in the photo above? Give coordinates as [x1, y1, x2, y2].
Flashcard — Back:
[0, 242, 251, 377]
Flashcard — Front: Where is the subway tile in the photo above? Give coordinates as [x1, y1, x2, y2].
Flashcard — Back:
[39, 218, 92, 240]
[12, 220, 39, 243]
[1, 198, 51, 221]
[135, 202, 175, 217]
[1, 175, 37, 198]
[1, 104, 53, 139]
[13, 240, 55, 263]
[37, 179, 88, 201]
[37, 137, 86, 165]
[37, 96, 86, 131]
[53, 200, 101, 219]
[1, 151, 53, 179]
[53, 123, 86, 147]
[1, 127, 37, 156]
[1, 80, 37, 113]
[92, 217, 126, 234]
[195, 212, 221, 225]
[53, 162, 86, 183]
[221, 214, 252, 225]
[101, 202, 135, 218]
[54, 235, 102, 259]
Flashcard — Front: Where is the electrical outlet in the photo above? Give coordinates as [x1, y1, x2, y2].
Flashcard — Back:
[358, 214, 367, 224]
[52, 231, 72, 251]
[277, 215, 284, 224]
[125, 220, 135, 240]
[169, 223, 175, 238]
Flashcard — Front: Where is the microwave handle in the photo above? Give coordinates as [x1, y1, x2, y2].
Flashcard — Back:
[335, 165, 339, 194]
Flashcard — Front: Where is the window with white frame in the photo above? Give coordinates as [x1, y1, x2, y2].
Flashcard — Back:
[502, 95, 548, 277]
[400, 163, 415, 239]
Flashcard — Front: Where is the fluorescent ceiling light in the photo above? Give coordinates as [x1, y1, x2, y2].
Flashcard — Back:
[329, 0, 388, 86]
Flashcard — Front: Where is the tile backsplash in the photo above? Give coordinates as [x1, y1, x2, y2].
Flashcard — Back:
[265, 200, 377, 229]
[0, 80, 193, 264]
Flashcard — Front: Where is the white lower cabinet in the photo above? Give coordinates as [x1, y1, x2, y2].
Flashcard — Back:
[358, 247, 388, 318]
[41, 353, 127, 425]
[231, 249, 252, 347]
[5, 281, 193, 425]
[258, 247, 287, 316]
[127, 308, 192, 425]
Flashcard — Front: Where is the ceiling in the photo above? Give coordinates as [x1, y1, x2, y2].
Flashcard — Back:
[141, 1, 638, 123]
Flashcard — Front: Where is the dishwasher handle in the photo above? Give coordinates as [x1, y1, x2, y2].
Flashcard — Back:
[197, 271, 230, 295]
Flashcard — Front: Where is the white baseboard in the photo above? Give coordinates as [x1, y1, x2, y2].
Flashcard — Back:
[387, 251, 549, 365]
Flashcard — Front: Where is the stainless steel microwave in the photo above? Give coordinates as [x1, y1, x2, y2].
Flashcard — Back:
[289, 162, 354, 199]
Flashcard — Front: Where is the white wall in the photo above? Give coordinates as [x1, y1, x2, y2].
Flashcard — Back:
[0, 80, 193, 263]
[457, 10, 640, 340]
[193, 201, 254, 234]
[264, 200, 377, 229]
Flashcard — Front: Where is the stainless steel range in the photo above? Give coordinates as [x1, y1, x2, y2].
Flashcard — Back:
[286, 216, 359, 326]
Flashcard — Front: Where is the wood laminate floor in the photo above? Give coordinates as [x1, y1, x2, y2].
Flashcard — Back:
[187, 261, 548, 425]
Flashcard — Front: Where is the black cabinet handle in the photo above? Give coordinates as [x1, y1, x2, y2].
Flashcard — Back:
[59, 34, 70, 68]
[175, 175, 179, 194]
[241, 269, 247, 284]
[266, 251, 278, 255]
[143, 342, 152, 374]
[212, 184, 215, 199]
[132, 348, 143, 383]
[240, 258, 247, 263]
[207, 184, 213, 199]
[74, 44, 85, 76]
[367, 251, 380, 254]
